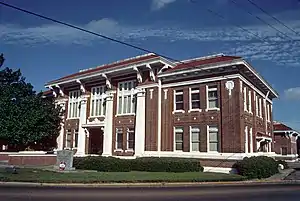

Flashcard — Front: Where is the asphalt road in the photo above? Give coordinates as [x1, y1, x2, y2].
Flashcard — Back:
[0, 184, 299, 201]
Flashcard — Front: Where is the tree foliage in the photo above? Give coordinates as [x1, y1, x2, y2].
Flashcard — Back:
[0, 57, 62, 151]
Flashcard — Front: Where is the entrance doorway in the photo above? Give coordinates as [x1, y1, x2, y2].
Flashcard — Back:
[88, 128, 103, 155]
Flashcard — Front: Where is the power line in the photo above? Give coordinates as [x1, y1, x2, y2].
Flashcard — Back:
[246, 0, 300, 36]
[229, 0, 294, 41]
[0, 1, 180, 63]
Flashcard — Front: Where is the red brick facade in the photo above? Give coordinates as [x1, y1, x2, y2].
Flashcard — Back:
[45, 53, 279, 160]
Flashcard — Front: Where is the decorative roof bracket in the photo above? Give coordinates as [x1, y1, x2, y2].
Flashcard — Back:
[101, 73, 112, 89]
[76, 79, 86, 93]
[133, 65, 142, 83]
[146, 64, 155, 81]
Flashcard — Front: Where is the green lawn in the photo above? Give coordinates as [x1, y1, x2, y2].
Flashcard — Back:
[0, 168, 244, 183]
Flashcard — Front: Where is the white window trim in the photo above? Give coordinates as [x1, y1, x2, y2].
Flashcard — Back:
[248, 90, 252, 114]
[174, 127, 184, 152]
[90, 85, 106, 118]
[267, 104, 270, 122]
[190, 126, 201, 152]
[255, 94, 259, 117]
[249, 127, 253, 153]
[126, 128, 135, 152]
[173, 89, 185, 113]
[259, 98, 262, 118]
[207, 125, 219, 153]
[65, 130, 72, 149]
[73, 130, 79, 148]
[67, 90, 80, 119]
[245, 126, 248, 153]
[188, 88, 202, 112]
[115, 128, 123, 151]
[116, 80, 136, 116]
[206, 85, 220, 111]
[244, 87, 248, 112]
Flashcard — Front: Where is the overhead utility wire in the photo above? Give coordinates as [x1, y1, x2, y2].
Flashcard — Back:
[0, 1, 181, 63]
[229, 0, 294, 41]
[247, 0, 300, 36]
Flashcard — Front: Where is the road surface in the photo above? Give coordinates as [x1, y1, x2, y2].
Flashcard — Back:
[0, 184, 299, 201]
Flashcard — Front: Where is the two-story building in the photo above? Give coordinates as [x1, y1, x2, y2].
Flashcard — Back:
[45, 53, 278, 164]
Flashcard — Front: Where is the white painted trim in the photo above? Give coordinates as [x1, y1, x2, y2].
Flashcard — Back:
[206, 85, 219, 111]
[136, 83, 159, 89]
[90, 85, 106, 117]
[248, 90, 252, 113]
[245, 126, 248, 153]
[161, 74, 273, 104]
[68, 90, 81, 119]
[115, 128, 123, 151]
[117, 80, 136, 115]
[157, 79, 162, 154]
[243, 87, 247, 112]
[174, 126, 184, 152]
[173, 89, 184, 112]
[158, 59, 278, 98]
[126, 128, 135, 151]
[190, 126, 201, 152]
[249, 127, 253, 153]
[207, 125, 219, 153]
[189, 87, 201, 111]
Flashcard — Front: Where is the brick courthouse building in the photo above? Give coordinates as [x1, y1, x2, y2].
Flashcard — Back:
[45, 53, 279, 166]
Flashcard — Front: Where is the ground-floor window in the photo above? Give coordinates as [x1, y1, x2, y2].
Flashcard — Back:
[208, 125, 219, 152]
[190, 127, 200, 152]
[65, 130, 72, 149]
[116, 128, 123, 150]
[73, 129, 79, 148]
[127, 128, 135, 150]
[174, 127, 184, 151]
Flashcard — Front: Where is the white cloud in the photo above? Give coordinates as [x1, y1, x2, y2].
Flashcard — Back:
[1, 16, 300, 66]
[151, 0, 176, 10]
[284, 87, 300, 100]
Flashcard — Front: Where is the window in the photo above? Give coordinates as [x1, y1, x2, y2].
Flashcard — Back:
[190, 127, 200, 152]
[116, 128, 123, 150]
[267, 104, 270, 121]
[90, 86, 106, 117]
[255, 95, 258, 116]
[207, 86, 218, 109]
[174, 127, 184, 151]
[248, 90, 252, 113]
[208, 126, 219, 152]
[73, 129, 79, 148]
[127, 128, 135, 150]
[68, 90, 80, 118]
[117, 80, 136, 115]
[65, 130, 72, 149]
[259, 98, 262, 117]
[243, 87, 247, 112]
[174, 89, 184, 111]
[190, 88, 200, 110]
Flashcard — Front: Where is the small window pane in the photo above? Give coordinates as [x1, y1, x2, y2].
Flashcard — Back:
[191, 93, 199, 100]
[209, 131, 218, 141]
[176, 103, 184, 110]
[176, 143, 183, 151]
[192, 101, 200, 109]
[192, 143, 199, 151]
[209, 100, 218, 108]
[176, 94, 183, 102]
[176, 133, 183, 141]
[209, 143, 218, 152]
[118, 97, 122, 114]
[191, 132, 199, 141]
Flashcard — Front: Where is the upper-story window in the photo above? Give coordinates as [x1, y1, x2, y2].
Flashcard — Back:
[90, 86, 106, 117]
[68, 90, 80, 119]
[267, 104, 271, 122]
[243, 87, 247, 112]
[117, 80, 136, 115]
[255, 95, 259, 116]
[174, 89, 184, 111]
[190, 88, 200, 110]
[248, 90, 252, 113]
[207, 86, 218, 109]
[259, 98, 262, 117]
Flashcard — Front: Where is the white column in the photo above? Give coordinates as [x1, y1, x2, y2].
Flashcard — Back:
[249, 127, 253, 153]
[134, 89, 146, 157]
[102, 93, 114, 157]
[245, 126, 248, 153]
[76, 96, 88, 156]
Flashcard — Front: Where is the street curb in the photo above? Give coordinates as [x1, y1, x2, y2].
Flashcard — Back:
[0, 180, 300, 188]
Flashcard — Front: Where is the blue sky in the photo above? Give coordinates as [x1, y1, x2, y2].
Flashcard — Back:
[1, 0, 300, 130]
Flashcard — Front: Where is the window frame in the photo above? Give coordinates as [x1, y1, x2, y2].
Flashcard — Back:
[115, 128, 123, 151]
[65, 130, 72, 149]
[206, 85, 219, 111]
[90, 85, 107, 117]
[126, 128, 135, 151]
[174, 89, 184, 112]
[190, 126, 201, 152]
[244, 87, 247, 112]
[117, 80, 137, 115]
[68, 90, 81, 119]
[189, 88, 201, 112]
[73, 129, 79, 148]
[248, 90, 252, 114]
[259, 98, 262, 118]
[207, 125, 219, 153]
[174, 127, 184, 152]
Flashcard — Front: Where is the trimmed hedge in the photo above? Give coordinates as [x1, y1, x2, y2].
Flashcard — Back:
[233, 156, 279, 179]
[73, 157, 203, 172]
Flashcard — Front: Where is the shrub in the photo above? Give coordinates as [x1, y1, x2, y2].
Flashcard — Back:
[73, 156, 131, 172]
[233, 156, 279, 179]
[276, 160, 289, 169]
[131, 157, 203, 172]
[73, 157, 203, 172]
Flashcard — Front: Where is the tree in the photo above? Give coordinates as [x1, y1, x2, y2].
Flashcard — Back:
[0, 55, 62, 151]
